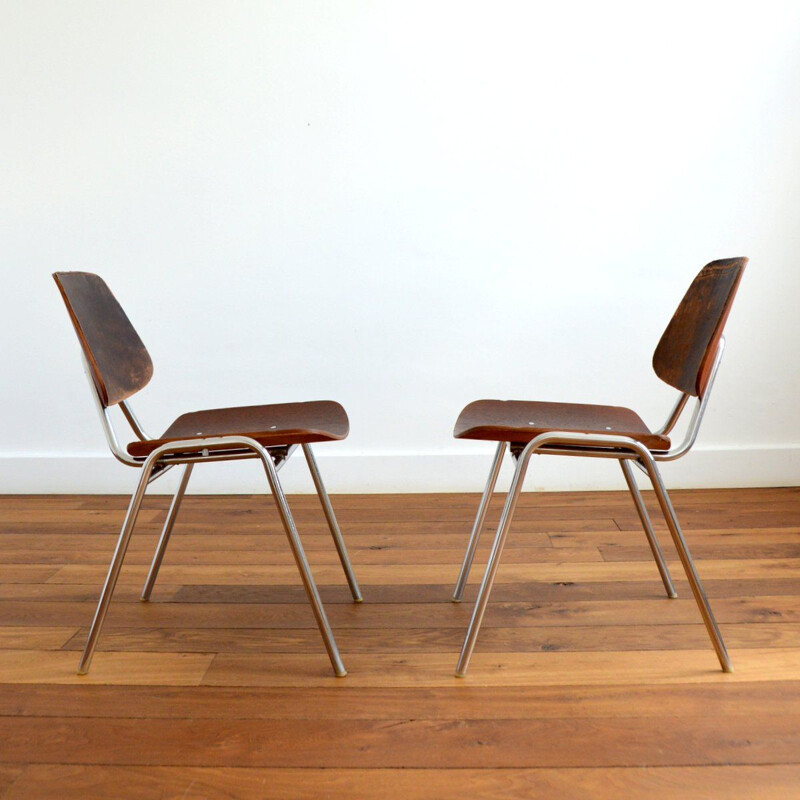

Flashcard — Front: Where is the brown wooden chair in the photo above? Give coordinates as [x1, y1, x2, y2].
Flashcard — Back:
[451, 258, 747, 676]
[54, 272, 361, 676]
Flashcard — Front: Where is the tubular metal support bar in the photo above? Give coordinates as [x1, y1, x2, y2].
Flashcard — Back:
[619, 459, 676, 598]
[259, 442, 347, 677]
[655, 393, 690, 437]
[81, 353, 140, 468]
[654, 339, 726, 462]
[455, 440, 533, 677]
[78, 452, 158, 674]
[120, 400, 152, 441]
[140, 462, 194, 601]
[302, 443, 362, 602]
[454, 429, 732, 676]
[638, 452, 733, 672]
[452, 442, 507, 602]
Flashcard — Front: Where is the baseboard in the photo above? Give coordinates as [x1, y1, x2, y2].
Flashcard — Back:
[0, 445, 798, 494]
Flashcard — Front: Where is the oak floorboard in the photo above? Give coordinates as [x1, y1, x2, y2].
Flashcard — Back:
[0, 766, 22, 799]
[2, 713, 800, 768]
[0, 545, 602, 566]
[4, 765, 800, 800]
[57, 621, 800, 654]
[43, 557, 800, 585]
[0, 650, 214, 685]
[201, 648, 800, 688]
[2, 681, 798, 720]
[0, 626, 78, 650]
[2, 595, 798, 630]
[170, 577, 800, 603]
[4, 576, 799, 604]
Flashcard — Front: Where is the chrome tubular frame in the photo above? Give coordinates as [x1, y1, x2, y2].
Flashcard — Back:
[76, 357, 356, 678]
[302, 444, 362, 602]
[452, 442, 507, 603]
[139, 461, 194, 602]
[454, 341, 731, 677]
[78, 435, 349, 677]
[619, 459, 676, 598]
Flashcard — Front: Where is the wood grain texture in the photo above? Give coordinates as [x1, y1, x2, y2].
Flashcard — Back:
[127, 400, 349, 457]
[652, 257, 747, 396]
[454, 399, 670, 450]
[0, 488, 797, 799]
[53, 272, 153, 406]
[3, 765, 800, 800]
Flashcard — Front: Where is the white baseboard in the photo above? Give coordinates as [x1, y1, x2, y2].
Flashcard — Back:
[0, 445, 797, 494]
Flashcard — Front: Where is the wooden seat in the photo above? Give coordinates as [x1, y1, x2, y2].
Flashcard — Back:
[454, 399, 670, 451]
[452, 258, 748, 678]
[128, 401, 349, 457]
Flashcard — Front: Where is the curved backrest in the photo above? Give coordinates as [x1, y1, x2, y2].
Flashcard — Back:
[652, 258, 747, 397]
[53, 272, 153, 407]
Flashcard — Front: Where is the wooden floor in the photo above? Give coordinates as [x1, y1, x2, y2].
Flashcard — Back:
[1, 487, 800, 798]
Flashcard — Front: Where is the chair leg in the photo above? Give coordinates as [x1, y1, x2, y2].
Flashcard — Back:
[619, 459, 677, 599]
[78, 461, 156, 674]
[141, 463, 194, 601]
[260, 448, 347, 677]
[301, 444, 362, 602]
[456, 446, 532, 677]
[638, 454, 733, 673]
[452, 442, 507, 602]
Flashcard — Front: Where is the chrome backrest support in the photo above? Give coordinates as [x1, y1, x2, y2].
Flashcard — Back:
[654, 337, 726, 462]
[79, 350, 294, 476]
[81, 351, 142, 468]
[119, 400, 151, 442]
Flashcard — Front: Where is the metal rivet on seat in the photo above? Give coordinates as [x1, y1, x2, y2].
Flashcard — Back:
[528, 421, 535, 425]
[605, 426, 612, 430]
[270, 425, 277, 430]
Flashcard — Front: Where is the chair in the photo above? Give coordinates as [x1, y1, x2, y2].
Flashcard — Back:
[54, 272, 361, 676]
[451, 258, 747, 676]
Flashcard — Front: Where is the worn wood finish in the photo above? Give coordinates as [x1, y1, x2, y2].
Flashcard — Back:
[652, 257, 747, 396]
[453, 257, 747, 453]
[454, 399, 670, 449]
[127, 400, 349, 457]
[4, 765, 799, 800]
[0, 488, 797, 799]
[53, 272, 153, 407]
[55, 272, 350, 467]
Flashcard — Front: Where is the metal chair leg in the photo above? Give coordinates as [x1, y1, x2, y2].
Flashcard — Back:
[452, 442, 507, 602]
[260, 448, 347, 677]
[639, 454, 733, 672]
[78, 460, 156, 674]
[619, 459, 677, 599]
[301, 444, 362, 602]
[141, 463, 194, 601]
[456, 447, 532, 677]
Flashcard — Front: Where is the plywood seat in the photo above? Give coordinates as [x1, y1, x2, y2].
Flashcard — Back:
[127, 401, 349, 457]
[454, 399, 670, 451]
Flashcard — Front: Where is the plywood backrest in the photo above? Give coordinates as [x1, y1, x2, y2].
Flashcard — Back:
[652, 258, 747, 397]
[53, 272, 153, 407]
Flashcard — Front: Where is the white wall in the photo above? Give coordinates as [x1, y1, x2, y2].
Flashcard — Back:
[2, 0, 799, 493]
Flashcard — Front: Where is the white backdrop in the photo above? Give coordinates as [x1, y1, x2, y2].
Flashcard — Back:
[2, 0, 799, 493]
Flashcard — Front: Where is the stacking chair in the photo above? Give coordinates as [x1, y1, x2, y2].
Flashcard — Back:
[451, 258, 747, 676]
[54, 272, 361, 676]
